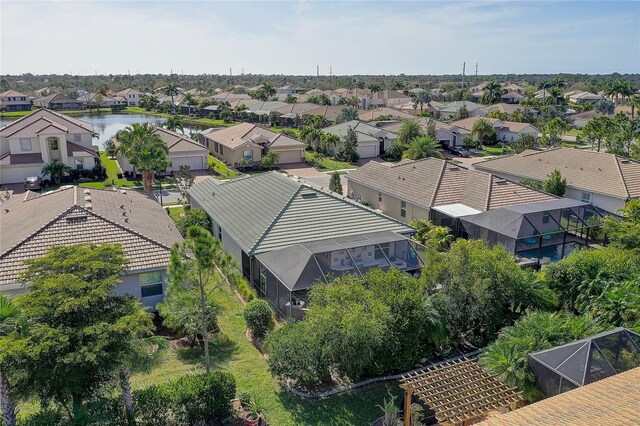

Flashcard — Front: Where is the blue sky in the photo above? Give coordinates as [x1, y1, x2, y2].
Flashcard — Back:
[1, 1, 638, 75]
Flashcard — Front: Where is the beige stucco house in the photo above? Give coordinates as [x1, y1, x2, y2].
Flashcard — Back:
[0, 109, 97, 184]
[200, 123, 305, 167]
[0, 90, 31, 112]
[116, 88, 145, 106]
[448, 116, 539, 143]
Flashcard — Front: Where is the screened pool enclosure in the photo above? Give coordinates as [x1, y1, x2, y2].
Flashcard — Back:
[459, 199, 614, 266]
[528, 328, 640, 397]
[253, 231, 425, 318]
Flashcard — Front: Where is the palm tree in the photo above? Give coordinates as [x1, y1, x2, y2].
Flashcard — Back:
[412, 90, 431, 113]
[237, 157, 250, 172]
[367, 83, 382, 93]
[547, 86, 564, 106]
[480, 81, 502, 104]
[385, 142, 405, 160]
[313, 115, 328, 129]
[165, 114, 184, 134]
[397, 119, 424, 146]
[403, 136, 442, 160]
[262, 82, 276, 99]
[471, 118, 495, 148]
[164, 82, 179, 113]
[260, 151, 280, 170]
[628, 94, 640, 120]
[120, 336, 168, 425]
[41, 160, 72, 185]
[320, 133, 340, 154]
[0, 295, 27, 426]
[183, 93, 196, 115]
[118, 123, 171, 191]
[537, 80, 552, 100]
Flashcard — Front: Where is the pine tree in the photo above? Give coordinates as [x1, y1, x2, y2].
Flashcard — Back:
[329, 172, 343, 194]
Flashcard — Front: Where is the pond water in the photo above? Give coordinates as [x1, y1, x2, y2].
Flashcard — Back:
[0, 113, 208, 149]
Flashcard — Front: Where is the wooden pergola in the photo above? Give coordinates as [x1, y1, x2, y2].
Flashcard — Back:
[399, 358, 523, 426]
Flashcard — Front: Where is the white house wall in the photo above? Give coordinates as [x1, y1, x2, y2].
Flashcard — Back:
[347, 180, 430, 223]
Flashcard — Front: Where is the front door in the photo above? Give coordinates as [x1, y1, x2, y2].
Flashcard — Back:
[379, 138, 385, 156]
[49, 138, 61, 160]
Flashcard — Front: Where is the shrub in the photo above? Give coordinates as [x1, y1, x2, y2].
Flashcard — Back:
[133, 384, 173, 426]
[170, 371, 237, 423]
[244, 299, 275, 338]
[225, 268, 256, 302]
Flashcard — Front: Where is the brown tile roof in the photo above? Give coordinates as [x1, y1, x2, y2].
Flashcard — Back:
[151, 127, 208, 153]
[475, 148, 640, 199]
[358, 107, 415, 121]
[382, 117, 455, 134]
[66, 141, 98, 157]
[477, 367, 640, 426]
[0, 108, 94, 136]
[201, 123, 304, 150]
[346, 158, 556, 211]
[0, 90, 29, 98]
[0, 186, 183, 284]
[449, 116, 537, 133]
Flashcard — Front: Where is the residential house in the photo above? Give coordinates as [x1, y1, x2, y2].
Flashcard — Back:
[382, 117, 460, 148]
[0, 109, 97, 184]
[501, 91, 525, 104]
[276, 85, 305, 95]
[346, 157, 556, 227]
[480, 103, 539, 120]
[474, 148, 640, 213]
[369, 89, 413, 108]
[565, 90, 603, 104]
[33, 94, 83, 110]
[303, 105, 354, 124]
[448, 116, 539, 143]
[321, 120, 398, 158]
[77, 92, 123, 108]
[567, 110, 603, 129]
[33, 87, 51, 98]
[0, 186, 183, 309]
[116, 127, 209, 173]
[116, 88, 146, 106]
[0, 90, 31, 112]
[199, 123, 305, 167]
[434, 101, 485, 119]
[211, 91, 252, 103]
[358, 107, 415, 121]
[188, 172, 420, 318]
[272, 103, 321, 126]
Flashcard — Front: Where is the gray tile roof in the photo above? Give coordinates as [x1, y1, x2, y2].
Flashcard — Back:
[0, 186, 183, 285]
[322, 120, 398, 144]
[0, 108, 94, 136]
[188, 172, 413, 255]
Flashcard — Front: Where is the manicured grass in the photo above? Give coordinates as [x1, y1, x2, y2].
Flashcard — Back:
[131, 282, 399, 426]
[0, 108, 112, 118]
[208, 156, 238, 179]
[305, 152, 360, 171]
[166, 206, 185, 222]
[79, 152, 143, 188]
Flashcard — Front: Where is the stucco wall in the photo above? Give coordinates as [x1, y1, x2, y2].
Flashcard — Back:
[347, 180, 430, 223]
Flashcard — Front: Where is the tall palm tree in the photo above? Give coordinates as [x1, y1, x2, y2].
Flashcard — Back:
[397, 119, 424, 146]
[164, 82, 179, 113]
[628, 94, 640, 120]
[537, 80, 552, 100]
[41, 160, 72, 185]
[262, 82, 276, 99]
[313, 115, 328, 129]
[403, 136, 443, 160]
[367, 83, 382, 93]
[547, 86, 564, 106]
[471, 118, 495, 148]
[182, 93, 196, 115]
[165, 114, 184, 134]
[480, 81, 502, 104]
[0, 295, 27, 426]
[321, 133, 340, 154]
[412, 90, 431, 113]
[118, 123, 171, 191]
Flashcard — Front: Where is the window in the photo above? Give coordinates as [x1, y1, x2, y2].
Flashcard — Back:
[74, 134, 82, 142]
[75, 159, 84, 170]
[542, 212, 550, 224]
[49, 139, 59, 150]
[378, 192, 382, 202]
[243, 150, 253, 161]
[219, 145, 224, 155]
[217, 225, 223, 242]
[140, 271, 163, 298]
[401, 201, 407, 218]
[581, 192, 591, 203]
[20, 138, 32, 151]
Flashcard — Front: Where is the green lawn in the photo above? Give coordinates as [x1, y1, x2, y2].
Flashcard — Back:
[79, 152, 143, 188]
[208, 156, 238, 179]
[166, 206, 185, 222]
[305, 152, 360, 171]
[0, 108, 112, 118]
[130, 283, 399, 426]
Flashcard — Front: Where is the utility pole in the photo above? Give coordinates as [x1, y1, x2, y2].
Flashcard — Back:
[330, 66, 332, 78]
[317, 65, 319, 80]
[461, 62, 465, 89]
[230, 67, 232, 76]
[475, 63, 478, 82]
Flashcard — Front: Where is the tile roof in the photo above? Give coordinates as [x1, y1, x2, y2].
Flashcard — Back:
[382, 117, 455, 134]
[200, 123, 304, 150]
[0, 108, 94, 136]
[0, 186, 183, 285]
[0, 90, 29, 98]
[449, 116, 537, 133]
[151, 127, 208, 153]
[322, 120, 398, 144]
[346, 158, 556, 212]
[358, 107, 415, 121]
[0, 152, 44, 165]
[116, 88, 145, 96]
[477, 367, 640, 426]
[474, 148, 640, 199]
[34, 93, 80, 105]
[188, 172, 413, 255]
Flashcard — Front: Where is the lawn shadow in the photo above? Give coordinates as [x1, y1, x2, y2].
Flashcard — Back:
[275, 381, 402, 426]
[175, 332, 238, 369]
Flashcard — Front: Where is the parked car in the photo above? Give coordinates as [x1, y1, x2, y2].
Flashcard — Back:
[449, 146, 470, 157]
[24, 176, 43, 190]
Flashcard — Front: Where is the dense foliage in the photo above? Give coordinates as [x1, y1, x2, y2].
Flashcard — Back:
[424, 240, 557, 347]
[479, 311, 608, 401]
[243, 299, 275, 339]
[267, 269, 447, 387]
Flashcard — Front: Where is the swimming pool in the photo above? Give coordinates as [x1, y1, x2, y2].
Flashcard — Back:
[516, 242, 584, 263]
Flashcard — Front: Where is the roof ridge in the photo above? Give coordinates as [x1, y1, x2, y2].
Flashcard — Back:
[484, 172, 493, 210]
[249, 184, 303, 255]
[67, 140, 98, 156]
[429, 160, 448, 207]
[614, 156, 631, 198]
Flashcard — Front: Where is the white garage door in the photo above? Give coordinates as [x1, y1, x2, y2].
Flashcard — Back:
[170, 155, 205, 171]
[0, 164, 44, 184]
[357, 144, 378, 159]
[276, 149, 304, 164]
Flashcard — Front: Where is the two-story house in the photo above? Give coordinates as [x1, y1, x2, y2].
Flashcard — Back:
[0, 90, 31, 112]
[0, 109, 97, 184]
[116, 88, 146, 106]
